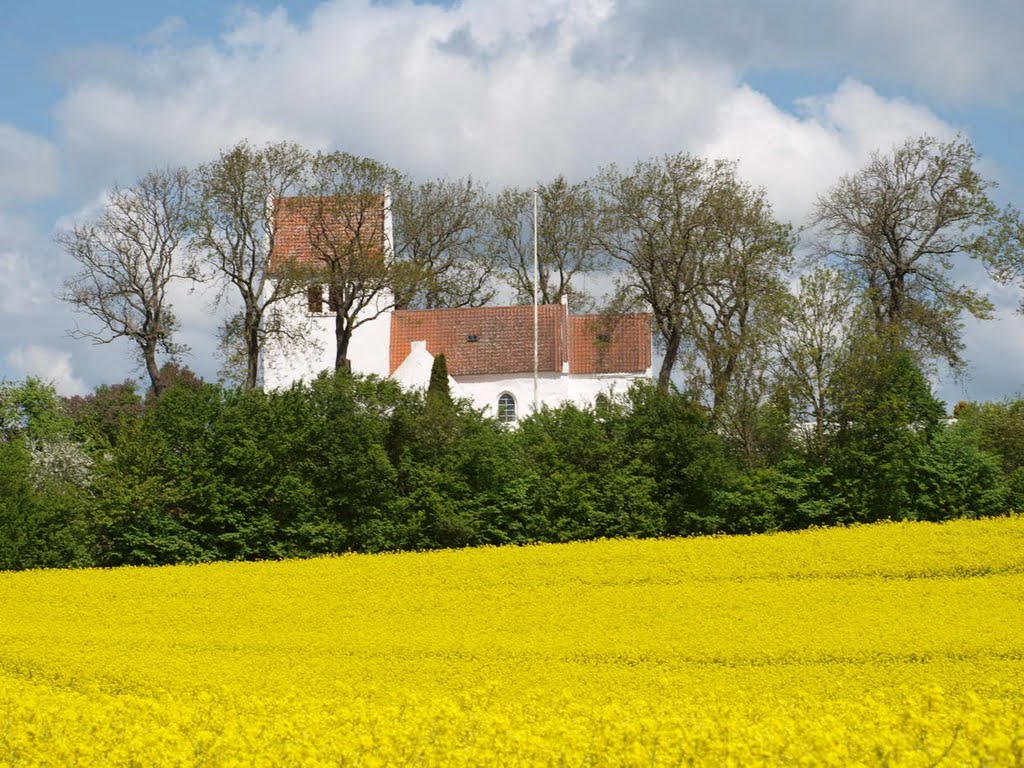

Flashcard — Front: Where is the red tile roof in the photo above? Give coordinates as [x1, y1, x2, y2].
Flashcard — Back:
[270, 195, 387, 272]
[390, 305, 651, 377]
[569, 314, 653, 375]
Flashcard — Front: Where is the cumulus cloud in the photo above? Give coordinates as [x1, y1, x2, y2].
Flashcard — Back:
[700, 79, 955, 222]
[5, 345, 89, 397]
[585, 0, 1024, 106]
[52, 0, 958, 204]
[0, 124, 59, 203]
[0, 250, 47, 317]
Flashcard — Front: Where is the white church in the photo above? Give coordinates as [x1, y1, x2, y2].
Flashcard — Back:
[260, 194, 653, 422]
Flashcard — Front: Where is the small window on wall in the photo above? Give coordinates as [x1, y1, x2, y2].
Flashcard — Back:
[307, 285, 324, 314]
[497, 393, 517, 423]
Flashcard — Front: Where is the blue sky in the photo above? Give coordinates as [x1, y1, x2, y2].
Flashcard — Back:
[1, 0, 1022, 405]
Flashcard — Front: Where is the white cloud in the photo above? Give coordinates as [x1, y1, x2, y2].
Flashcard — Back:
[587, 0, 1024, 106]
[5, 345, 89, 397]
[0, 250, 47, 316]
[52, 0, 738, 189]
[0, 124, 59, 203]
[701, 79, 955, 222]
[52, 0, 962, 207]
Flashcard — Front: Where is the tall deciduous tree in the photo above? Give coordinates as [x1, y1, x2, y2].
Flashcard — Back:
[774, 267, 860, 448]
[598, 154, 737, 392]
[305, 151, 413, 372]
[392, 177, 496, 309]
[811, 134, 1016, 371]
[58, 168, 191, 396]
[982, 205, 1024, 313]
[190, 140, 312, 390]
[493, 175, 605, 311]
[682, 176, 794, 419]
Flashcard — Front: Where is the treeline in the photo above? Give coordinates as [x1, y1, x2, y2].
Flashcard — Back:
[57, 134, 1024, 407]
[1, 361, 1021, 571]
[22, 133, 1024, 570]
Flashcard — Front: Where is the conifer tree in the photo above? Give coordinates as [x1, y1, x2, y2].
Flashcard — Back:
[426, 353, 452, 410]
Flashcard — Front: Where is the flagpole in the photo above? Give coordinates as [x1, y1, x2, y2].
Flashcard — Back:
[533, 188, 539, 414]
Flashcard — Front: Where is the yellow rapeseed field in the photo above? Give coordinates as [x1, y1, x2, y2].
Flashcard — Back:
[1, 516, 1023, 766]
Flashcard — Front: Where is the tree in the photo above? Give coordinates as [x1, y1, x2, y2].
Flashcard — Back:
[58, 168, 191, 396]
[304, 151, 413, 372]
[0, 379, 96, 570]
[774, 267, 860, 449]
[392, 176, 496, 309]
[680, 175, 794, 425]
[982, 205, 1024, 313]
[811, 134, 1015, 371]
[492, 175, 605, 311]
[1, 377, 70, 442]
[426, 353, 453, 410]
[599, 154, 752, 392]
[825, 333, 946, 522]
[190, 140, 312, 390]
[64, 380, 144, 448]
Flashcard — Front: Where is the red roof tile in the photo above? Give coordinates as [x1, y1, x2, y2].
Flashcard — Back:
[390, 305, 651, 377]
[569, 314, 652, 374]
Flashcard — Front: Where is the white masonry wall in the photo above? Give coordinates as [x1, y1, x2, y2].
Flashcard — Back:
[452, 370, 650, 420]
[261, 189, 397, 390]
[260, 290, 394, 390]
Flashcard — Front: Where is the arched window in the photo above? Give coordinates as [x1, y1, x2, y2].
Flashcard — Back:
[497, 393, 517, 423]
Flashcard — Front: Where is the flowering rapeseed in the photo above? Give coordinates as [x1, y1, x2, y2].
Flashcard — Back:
[1, 516, 1023, 765]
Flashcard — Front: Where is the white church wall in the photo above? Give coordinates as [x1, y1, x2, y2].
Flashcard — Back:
[453, 373, 570, 420]
[566, 372, 649, 409]
[260, 291, 394, 389]
[452, 370, 650, 420]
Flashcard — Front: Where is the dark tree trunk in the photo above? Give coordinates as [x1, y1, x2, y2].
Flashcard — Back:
[144, 343, 162, 398]
[334, 313, 352, 372]
[657, 329, 681, 394]
[244, 313, 260, 391]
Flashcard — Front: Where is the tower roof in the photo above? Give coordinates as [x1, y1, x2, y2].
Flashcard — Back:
[269, 194, 388, 273]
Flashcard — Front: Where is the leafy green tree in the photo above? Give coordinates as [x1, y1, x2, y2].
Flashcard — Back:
[190, 140, 313, 389]
[392, 176, 496, 309]
[824, 334, 946, 522]
[299, 370, 402, 550]
[811, 135, 1018, 371]
[516, 403, 663, 542]
[0, 377, 73, 442]
[0, 441, 38, 569]
[64, 380, 144, 448]
[952, 399, 1024, 475]
[911, 426, 1007, 522]
[774, 267, 860, 451]
[618, 383, 733, 534]
[493, 175, 605, 311]
[0, 380, 96, 570]
[950, 399, 1024, 512]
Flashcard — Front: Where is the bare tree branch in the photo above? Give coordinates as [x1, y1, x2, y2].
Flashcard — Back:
[57, 168, 191, 396]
